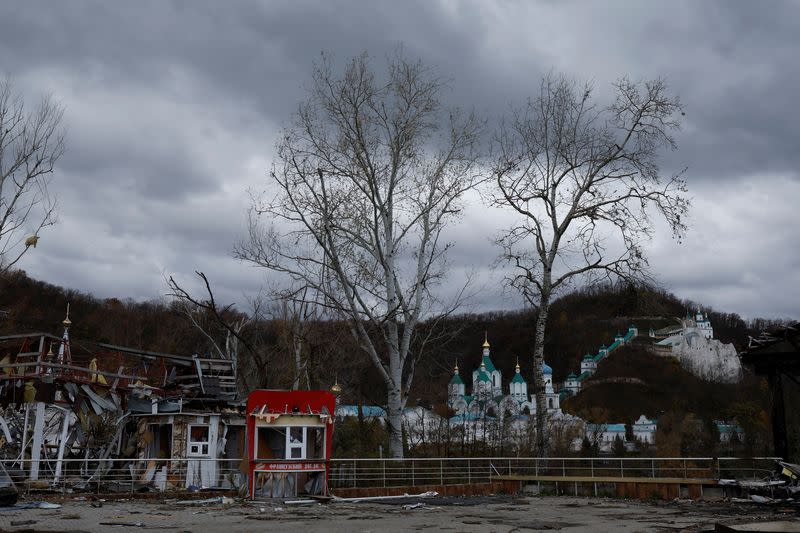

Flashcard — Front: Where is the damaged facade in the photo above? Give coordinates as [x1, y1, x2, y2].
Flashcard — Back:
[0, 309, 248, 492]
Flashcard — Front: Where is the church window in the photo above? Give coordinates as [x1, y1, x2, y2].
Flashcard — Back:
[548, 398, 553, 409]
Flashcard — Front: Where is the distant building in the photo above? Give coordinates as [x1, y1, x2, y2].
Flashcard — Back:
[715, 420, 744, 443]
[586, 422, 627, 451]
[448, 336, 560, 420]
[633, 415, 657, 444]
[560, 325, 638, 395]
[653, 311, 741, 383]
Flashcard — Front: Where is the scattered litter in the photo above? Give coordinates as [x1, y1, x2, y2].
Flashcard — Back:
[10, 520, 37, 526]
[91, 501, 104, 508]
[0, 501, 63, 512]
[176, 496, 235, 505]
[284, 499, 315, 505]
[402, 502, 426, 510]
[750, 495, 774, 504]
[99, 521, 144, 527]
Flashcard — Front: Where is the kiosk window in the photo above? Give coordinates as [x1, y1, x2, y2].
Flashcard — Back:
[256, 427, 286, 460]
[307, 427, 324, 459]
[255, 426, 325, 460]
[288, 427, 305, 459]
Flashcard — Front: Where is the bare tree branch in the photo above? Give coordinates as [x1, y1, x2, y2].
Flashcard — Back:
[492, 73, 689, 455]
[0, 77, 65, 273]
[235, 51, 483, 458]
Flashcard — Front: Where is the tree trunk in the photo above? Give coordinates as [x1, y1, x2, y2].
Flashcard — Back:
[291, 336, 303, 390]
[385, 345, 405, 458]
[533, 283, 551, 456]
[387, 384, 404, 459]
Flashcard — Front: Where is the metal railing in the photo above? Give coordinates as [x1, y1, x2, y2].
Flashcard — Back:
[328, 456, 780, 490]
[2, 456, 781, 493]
[3, 457, 245, 494]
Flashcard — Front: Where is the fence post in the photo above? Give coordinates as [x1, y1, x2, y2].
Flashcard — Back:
[467, 459, 471, 484]
[562, 459, 566, 477]
[651, 459, 655, 478]
[683, 459, 687, 479]
[411, 459, 415, 487]
[620, 459, 624, 478]
[590, 458, 594, 478]
[383, 460, 386, 488]
[440, 460, 443, 485]
[353, 460, 357, 488]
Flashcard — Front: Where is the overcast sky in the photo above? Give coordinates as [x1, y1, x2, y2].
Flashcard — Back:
[1, 1, 798, 320]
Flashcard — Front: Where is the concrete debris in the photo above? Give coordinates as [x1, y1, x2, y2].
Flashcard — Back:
[402, 502, 427, 510]
[719, 460, 800, 503]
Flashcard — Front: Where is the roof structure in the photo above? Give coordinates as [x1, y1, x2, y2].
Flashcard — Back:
[739, 322, 800, 459]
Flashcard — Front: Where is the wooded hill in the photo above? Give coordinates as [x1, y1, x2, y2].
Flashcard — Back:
[0, 269, 785, 454]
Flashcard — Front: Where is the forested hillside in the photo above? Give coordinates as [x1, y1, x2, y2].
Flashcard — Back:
[0, 268, 786, 452]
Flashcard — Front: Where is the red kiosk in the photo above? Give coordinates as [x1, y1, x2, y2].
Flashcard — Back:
[246, 390, 336, 499]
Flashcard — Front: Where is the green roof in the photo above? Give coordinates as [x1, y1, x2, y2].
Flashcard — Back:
[481, 355, 497, 372]
[476, 370, 491, 383]
[566, 373, 577, 379]
[449, 373, 464, 385]
[577, 371, 592, 381]
[463, 395, 473, 404]
[511, 372, 526, 384]
[582, 354, 594, 361]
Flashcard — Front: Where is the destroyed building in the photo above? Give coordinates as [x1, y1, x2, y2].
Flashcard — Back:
[0, 308, 247, 491]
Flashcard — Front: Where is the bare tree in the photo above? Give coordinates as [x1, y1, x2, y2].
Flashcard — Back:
[271, 284, 321, 390]
[0, 78, 65, 272]
[492, 74, 689, 454]
[167, 271, 262, 394]
[236, 52, 482, 458]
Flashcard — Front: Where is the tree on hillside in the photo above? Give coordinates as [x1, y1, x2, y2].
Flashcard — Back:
[0, 78, 65, 272]
[236, 52, 483, 458]
[167, 271, 264, 394]
[492, 73, 689, 454]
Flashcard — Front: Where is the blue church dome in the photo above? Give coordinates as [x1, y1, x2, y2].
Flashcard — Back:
[543, 362, 553, 374]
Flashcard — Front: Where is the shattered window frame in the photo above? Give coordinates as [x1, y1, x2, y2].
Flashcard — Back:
[254, 424, 326, 461]
[187, 424, 210, 456]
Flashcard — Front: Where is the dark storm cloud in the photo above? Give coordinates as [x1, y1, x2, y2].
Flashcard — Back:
[0, 0, 797, 319]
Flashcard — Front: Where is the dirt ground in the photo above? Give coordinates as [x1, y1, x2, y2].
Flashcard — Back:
[0, 494, 798, 532]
